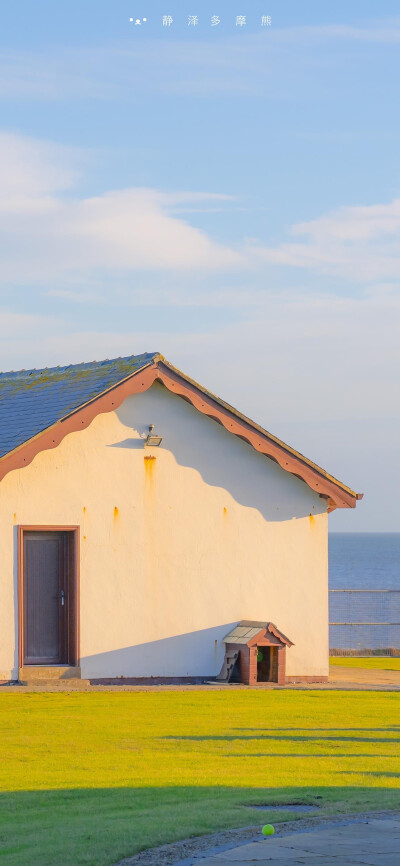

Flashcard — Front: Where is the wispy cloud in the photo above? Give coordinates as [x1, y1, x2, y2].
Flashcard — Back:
[0, 132, 79, 211]
[1, 17, 399, 102]
[0, 310, 62, 342]
[0, 40, 273, 100]
[297, 20, 400, 44]
[0, 49, 111, 101]
[252, 199, 400, 282]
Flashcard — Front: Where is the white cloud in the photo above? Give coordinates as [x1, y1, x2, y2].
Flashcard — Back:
[253, 198, 400, 281]
[0, 132, 242, 282]
[2, 130, 400, 291]
[3, 130, 400, 292]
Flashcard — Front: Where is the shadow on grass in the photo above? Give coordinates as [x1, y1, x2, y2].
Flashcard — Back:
[0, 786, 399, 866]
[339, 771, 400, 778]
[163, 734, 399, 743]
[233, 727, 400, 733]
[225, 753, 398, 758]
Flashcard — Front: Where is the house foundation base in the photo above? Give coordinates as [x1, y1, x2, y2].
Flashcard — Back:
[286, 675, 329, 683]
[19, 665, 82, 684]
[88, 675, 214, 686]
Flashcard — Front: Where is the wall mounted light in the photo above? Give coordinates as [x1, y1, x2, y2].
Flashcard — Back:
[145, 424, 163, 447]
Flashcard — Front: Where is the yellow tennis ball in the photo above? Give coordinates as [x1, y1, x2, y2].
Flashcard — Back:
[262, 824, 275, 836]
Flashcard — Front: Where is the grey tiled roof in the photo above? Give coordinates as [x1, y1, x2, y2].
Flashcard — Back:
[223, 624, 266, 644]
[0, 352, 158, 459]
[223, 621, 293, 646]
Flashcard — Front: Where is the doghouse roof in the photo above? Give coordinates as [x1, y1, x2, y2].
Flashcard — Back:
[0, 352, 362, 509]
[223, 621, 293, 647]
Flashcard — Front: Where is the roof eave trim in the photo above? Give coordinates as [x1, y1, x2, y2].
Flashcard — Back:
[155, 360, 361, 510]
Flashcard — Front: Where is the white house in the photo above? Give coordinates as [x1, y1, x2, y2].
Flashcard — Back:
[0, 352, 362, 685]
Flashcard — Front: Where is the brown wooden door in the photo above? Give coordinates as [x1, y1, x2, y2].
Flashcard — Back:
[23, 532, 68, 664]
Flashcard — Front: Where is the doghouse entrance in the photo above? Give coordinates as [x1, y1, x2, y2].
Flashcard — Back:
[257, 646, 278, 682]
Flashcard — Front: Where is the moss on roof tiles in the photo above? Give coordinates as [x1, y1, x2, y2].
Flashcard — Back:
[0, 352, 158, 458]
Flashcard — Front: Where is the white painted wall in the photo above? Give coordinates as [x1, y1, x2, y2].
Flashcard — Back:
[0, 382, 328, 681]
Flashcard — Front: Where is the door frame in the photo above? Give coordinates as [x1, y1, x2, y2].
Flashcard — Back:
[18, 526, 80, 668]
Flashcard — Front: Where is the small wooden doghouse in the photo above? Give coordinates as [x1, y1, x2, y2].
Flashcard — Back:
[221, 620, 293, 685]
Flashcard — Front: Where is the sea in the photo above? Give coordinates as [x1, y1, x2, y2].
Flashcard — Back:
[328, 533, 400, 651]
[329, 533, 400, 590]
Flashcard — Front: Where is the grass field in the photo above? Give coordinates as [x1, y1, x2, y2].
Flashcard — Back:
[330, 657, 400, 671]
[0, 690, 399, 866]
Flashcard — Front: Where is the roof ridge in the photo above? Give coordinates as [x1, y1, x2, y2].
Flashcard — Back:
[0, 351, 160, 379]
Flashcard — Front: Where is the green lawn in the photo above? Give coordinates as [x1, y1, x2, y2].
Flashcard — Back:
[330, 657, 400, 671]
[0, 690, 399, 866]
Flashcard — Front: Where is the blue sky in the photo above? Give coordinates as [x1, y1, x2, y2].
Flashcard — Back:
[1, 1, 399, 530]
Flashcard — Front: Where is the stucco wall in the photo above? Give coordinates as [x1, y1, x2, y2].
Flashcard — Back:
[0, 382, 329, 681]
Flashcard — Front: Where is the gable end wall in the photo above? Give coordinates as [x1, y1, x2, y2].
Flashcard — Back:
[0, 383, 328, 681]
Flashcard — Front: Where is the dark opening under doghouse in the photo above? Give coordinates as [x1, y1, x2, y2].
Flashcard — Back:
[218, 621, 294, 685]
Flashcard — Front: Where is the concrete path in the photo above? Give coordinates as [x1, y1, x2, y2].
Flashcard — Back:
[198, 817, 400, 865]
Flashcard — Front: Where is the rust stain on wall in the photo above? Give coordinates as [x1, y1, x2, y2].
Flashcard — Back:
[223, 507, 228, 516]
[114, 506, 119, 521]
[309, 513, 315, 527]
[144, 454, 156, 495]
[13, 513, 17, 523]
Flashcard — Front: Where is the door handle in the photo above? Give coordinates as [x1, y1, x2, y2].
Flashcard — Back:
[59, 590, 65, 606]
